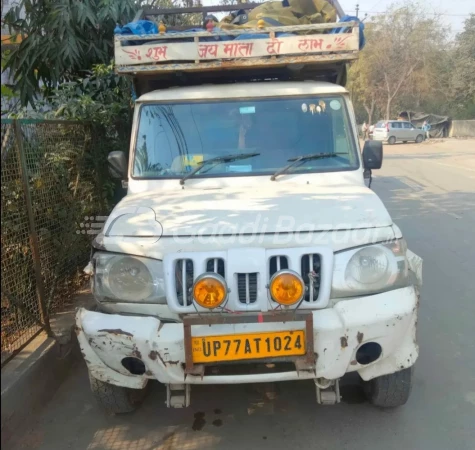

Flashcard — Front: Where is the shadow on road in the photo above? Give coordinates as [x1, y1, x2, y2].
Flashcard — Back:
[384, 152, 472, 160]
[11, 364, 402, 450]
[375, 177, 475, 221]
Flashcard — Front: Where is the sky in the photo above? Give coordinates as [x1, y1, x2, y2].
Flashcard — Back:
[339, 0, 473, 34]
[202, 0, 474, 35]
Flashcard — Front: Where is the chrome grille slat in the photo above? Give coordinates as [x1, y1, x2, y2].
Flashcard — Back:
[308, 254, 313, 303]
[245, 274, 250, 304]
[182, 259, 187, 306]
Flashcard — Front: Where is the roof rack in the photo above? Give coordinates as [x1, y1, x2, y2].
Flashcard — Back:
[116, 3, 356, 72]
[115, 1, 358, 94]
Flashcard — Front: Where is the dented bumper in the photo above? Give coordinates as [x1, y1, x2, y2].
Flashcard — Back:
[76, 286, 419, 388]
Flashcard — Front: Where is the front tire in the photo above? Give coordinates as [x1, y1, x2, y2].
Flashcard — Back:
[363, 367, 413, 408]
[388, 136, 396, 145]
[89, 372, 148, 414]
[416, 134, 424, 143]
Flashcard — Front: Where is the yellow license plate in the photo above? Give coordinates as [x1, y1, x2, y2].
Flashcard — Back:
[191, 330, 306, 363]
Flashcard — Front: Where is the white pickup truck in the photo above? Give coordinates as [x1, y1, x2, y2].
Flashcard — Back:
[76, 3, 422, 413]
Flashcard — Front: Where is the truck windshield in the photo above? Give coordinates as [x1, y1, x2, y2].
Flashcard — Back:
[132, 96, 359, 179]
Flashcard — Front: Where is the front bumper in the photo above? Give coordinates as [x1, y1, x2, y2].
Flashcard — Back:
[76, 286, 419, 389]
[371, 135, 388, 142]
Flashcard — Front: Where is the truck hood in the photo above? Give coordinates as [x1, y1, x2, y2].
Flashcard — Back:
[104, 184, 393, 238]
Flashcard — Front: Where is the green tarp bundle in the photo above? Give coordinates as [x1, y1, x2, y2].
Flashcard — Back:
[399, 111, 451, 138]
[218, 0, 337, 30]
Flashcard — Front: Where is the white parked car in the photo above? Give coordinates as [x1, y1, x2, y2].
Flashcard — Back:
[373, 120, 425, 144]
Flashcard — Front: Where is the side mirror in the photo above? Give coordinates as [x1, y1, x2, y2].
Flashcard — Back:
[362, 140, 383, 169]
[108, 151, 127, 179]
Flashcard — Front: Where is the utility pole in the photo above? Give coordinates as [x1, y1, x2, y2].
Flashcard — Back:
[355, 3, 360, 18]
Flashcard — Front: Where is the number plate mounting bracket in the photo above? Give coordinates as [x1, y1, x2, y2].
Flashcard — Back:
[183, 311, 315, 375]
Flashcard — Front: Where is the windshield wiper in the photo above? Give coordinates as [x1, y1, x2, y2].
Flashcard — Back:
[270, 153, 337, 181]
[179, 152, 260, 185]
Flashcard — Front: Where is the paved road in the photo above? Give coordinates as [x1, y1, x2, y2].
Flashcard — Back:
[11, 139, 475, 450]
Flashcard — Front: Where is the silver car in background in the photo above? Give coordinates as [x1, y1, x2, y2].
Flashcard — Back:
[372, 120, 425, 144]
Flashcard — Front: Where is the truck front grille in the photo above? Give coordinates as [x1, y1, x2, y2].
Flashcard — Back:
[164, 247, 332, 313]
[237, 273, 258, 304]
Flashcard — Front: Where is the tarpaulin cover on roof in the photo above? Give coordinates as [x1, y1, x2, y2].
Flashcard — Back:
[399, 111, 451, 138]
[219, 0, 336, 29]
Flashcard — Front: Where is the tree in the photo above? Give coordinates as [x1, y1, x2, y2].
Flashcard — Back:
[3, 0, 139, 106]
[348, 60, 376, 125]
[349, 2, 449, 121]
[3, 0, 203, 107]
[450, 14, 475, 119]
[348, 25, 382, 124]
[48, 63, 133, 138]
[374, 5, 447, 119]
[1, 50, 19, 114]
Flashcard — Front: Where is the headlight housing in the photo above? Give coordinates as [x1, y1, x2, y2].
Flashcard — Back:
[331, 239, 409, 298]
[92, 252, 166, 303]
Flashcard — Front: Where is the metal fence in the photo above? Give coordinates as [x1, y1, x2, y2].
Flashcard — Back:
[1, 119, 119, 365]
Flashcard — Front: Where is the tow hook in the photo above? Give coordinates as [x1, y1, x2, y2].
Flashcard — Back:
[315, 378, 341, 405]
[166, 384, 191, 408]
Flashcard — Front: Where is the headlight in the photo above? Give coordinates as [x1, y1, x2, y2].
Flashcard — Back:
[93, 252, 166, 303]
[332, 239, 409, 298]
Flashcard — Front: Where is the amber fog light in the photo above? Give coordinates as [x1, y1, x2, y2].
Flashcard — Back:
[269, 270, 305, 306]
[193, 273, 228, 309]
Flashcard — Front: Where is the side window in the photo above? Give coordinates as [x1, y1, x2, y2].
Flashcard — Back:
[403, 122, 412, 129]
[391, 122, 401, 129]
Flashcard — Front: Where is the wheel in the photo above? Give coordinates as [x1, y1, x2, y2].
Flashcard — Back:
[89, 372, 148, 414]
[416, 135, 423, 143]
[388, 136, 396, 145]
[363, 367, 413, 408]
